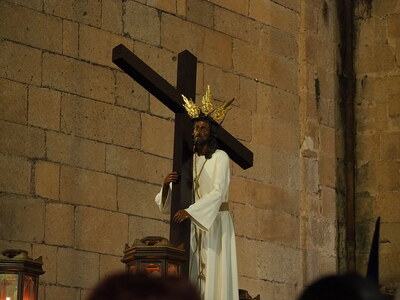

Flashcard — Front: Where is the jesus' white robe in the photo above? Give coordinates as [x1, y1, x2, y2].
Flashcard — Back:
[155, 149, 239, 300]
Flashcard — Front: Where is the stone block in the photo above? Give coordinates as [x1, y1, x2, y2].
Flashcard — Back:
[357, 17, 387, 45]
[356, 43, 396, 75]
[0, 121, 45, 158]
[320, 187, 336, 220]
[256, 241, 302, 283]
[208, 0, 249, 15]
[249, 0, 299, 35]
[203, 65, 240, 103]
[0, 240, 31, 253]
[307, 217, 336, 251]
[47, 131, 106, 172]
[128, 215, 169, 244]
[376, 161, 400, 191]
[60, 165, 117, 210]
[380, 223, 400, 255]
[0, 78, 27, 124]
[133, 40, 178, 86]
[5, 0, 42, 10]
[388, 93, 400, 118]
[376, 191, 400, 223]
[239, 76, 257, 112]
[57, 247, 99, 289]
[319, 125, 336, 158]
[259, 26, 298, 60]
[61, 94, 140, 148]
[102, 0, 123, 34]
[252, 113, 299, 154]
[161, 13, 232, 69]
[229, 176, 300, 216]
[232, 39, 262, 80]
[222, 106, 252, 142]
[356, 161, 377, 195]
[117, 177, 168, 221]
[214, 6, 263, 43]
[235, 236, 259, 278]
[257, 210, 300, 248]
[177, 0, 186, 16]
[380, 253, 400, 284]
[44, 0, 101, 27]
[28, 86, 61, 130]
[32, 243, 57, 284]
[372, 1, 400, 17]
[124, 2, 160, 45]
[45, 203, 74, 246]
[62, 19, 78, 57]
[256, 83, 299, 123]
[187, 0, 214, 28]
[0, 40, 42, 85]
[380, 132, 400, 160]
[0, 2, 62, 53]
[35, 161, 60, 200]
[149, 95, 175, 119]
[100, 254, 125, 279]
[231, 203, 254, 237]
[147, 0, 177, 14]
[45, 285, 80, 300]
[115, 71, 149, 111]
[43, 53, 114, 104]
[0, 154, 31, 195]
[106, 145, 171, 185]
[274, 0, 300, 12]
[356, 102, 388, 132]
[305, 36, 336, 70]
[319, 155, 336, 188]
[303, 157, 319, 193]
[356, 133, 379, 163]
[75, 206, 128, 255]
[141, 114, 174, 158]
[79, 24, 134, 68]
[0, 195, 44, 243]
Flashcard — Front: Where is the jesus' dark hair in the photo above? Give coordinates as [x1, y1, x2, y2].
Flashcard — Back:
[192, 115, 219, 159]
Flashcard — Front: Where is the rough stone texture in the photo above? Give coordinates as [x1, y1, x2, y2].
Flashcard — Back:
[47, 131, 106, 172]
[147, 0, 177, 14]
[124, 2, 160, 46]
[43, 53, 115, 104]
[45, 203, 74, 246]
[63, 19, 79, 57]
[106, 145, 171, 185]
[0, 121, 45, 158]
[161, 13, 232, 69]
[0, 153, 31, 195]
[56, 247, 99, 289]
[28, 86, 61, 130]
[0, 1, 62, 53]
[44, 0, 102, 27]
[61, 93, 141, 148]
[117, 177, 168, 221]
[0, 195, 45, 243]
[79, 24, 134, 68]
[32, 243, 58, 284]
[100, 254, 125, 279]
[115, 71, 149, 111]
[75, 206, 128, 256]
[0, 40, 42, 85]
[35, 161, 60, 200]
[186, 0, 214, 28]
[141, 114, 174, 158]
[128, 215, 169, 244]
[45, 285, 80, 300]
[0, 78, 27, 125]
[60, 165, 117, 210]
[208, 0, 249, 15]
[102, 0, 123, 34]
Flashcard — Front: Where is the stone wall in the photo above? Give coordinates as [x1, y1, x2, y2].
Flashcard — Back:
[0, 0, 340, 299]
[355, 0, 400, 294]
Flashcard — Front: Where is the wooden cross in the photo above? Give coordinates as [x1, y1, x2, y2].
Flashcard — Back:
[112, 44, 253, 276]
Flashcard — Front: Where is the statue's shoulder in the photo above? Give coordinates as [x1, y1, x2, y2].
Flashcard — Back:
[214, 149, 229, 161]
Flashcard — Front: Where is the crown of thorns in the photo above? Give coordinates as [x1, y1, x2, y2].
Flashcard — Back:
[182, 85, 235, 123]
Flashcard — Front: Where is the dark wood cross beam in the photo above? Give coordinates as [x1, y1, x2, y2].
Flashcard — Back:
[112, 44, 253, 276]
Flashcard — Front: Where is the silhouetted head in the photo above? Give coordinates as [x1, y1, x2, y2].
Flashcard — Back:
[88, 272, 200, 300]
[298, 273, 386, 300]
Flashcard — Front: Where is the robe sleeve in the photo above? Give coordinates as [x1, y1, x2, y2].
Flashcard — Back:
[186, 151, 230, 231]
[155, 183, 172, 214]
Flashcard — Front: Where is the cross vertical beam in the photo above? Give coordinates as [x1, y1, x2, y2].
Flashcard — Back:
[170, 51, 197, 277]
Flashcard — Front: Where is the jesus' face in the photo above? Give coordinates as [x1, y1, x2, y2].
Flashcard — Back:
[193, 120, 210, 146]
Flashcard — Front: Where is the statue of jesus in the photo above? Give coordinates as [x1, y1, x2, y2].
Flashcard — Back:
[155, 86, 239, 300]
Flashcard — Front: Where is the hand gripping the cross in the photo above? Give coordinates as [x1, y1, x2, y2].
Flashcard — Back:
[162, 172, 191, 223]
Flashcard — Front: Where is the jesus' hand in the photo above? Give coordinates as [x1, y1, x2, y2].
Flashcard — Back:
[173, 209, 190, 223]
